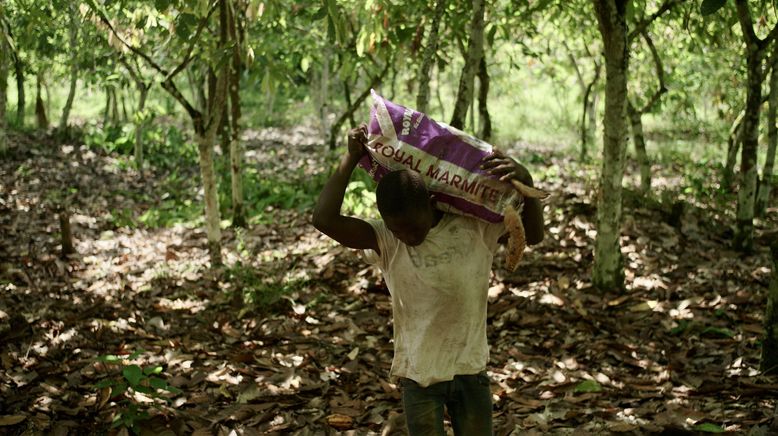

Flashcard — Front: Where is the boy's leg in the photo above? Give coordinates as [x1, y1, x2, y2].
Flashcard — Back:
[447, 372, 493, 436]
[400, 378, 447, 436]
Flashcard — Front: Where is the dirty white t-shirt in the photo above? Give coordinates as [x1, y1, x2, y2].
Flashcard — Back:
[363, 214, 506, 387]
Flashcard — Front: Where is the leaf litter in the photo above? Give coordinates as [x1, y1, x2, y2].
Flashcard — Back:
[0, 129, 776, 435]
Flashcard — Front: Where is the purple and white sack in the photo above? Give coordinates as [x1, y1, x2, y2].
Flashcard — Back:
[358, 91, 548, 270]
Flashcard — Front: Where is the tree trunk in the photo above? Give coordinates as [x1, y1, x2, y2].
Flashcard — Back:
[734, 49, 764, 252]
[103, 86, 112, 127]
[227, 0, 246, 228]
[343, 81, 356, 127]
[59, 5, 79, 132]
[197, 131, 223, 266]
[762, 238, 778, 374]
[627, 102, 651, 194]
[416, 0, 447, 113]
[0, 23, 8, 155]
[59, 206, 76, 257]
[581, 62, 601, 162]
[319, 47, 331, 138]
[477, 56, 491, 141]
[592, 0, 629, 291]
[436, 65, 446, 120]
[758, 45, 778, 216]
[110, 87, 119, 124]
[35, 73, 48, 130]
[134, 85, 149, 169]
[449, 0, 484, 130]
[14, 57, 24, 127]
[723, 111, 744, 190]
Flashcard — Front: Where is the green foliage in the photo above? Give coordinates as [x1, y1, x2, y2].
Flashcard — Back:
[83, 122, 198, 169]
[223, 262, 308, 312]
[574, 379, 603, 393]
[94, 349, 182, 434]
[694, 422, 725, 433]
[343, 169, 378, 218]
[700, 0, 727, 16]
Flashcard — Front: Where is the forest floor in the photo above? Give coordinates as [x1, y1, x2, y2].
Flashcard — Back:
[1, 127, 778, 435]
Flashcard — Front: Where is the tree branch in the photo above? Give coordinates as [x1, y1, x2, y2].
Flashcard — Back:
[86, 0, 203, 127]
[735, 0, 760, 50]
[639, 30, 667, 114]
[164, 1, 219, 82]
[628, 0, 681, 42]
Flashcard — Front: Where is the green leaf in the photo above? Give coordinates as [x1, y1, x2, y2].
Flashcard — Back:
[128, 349, 145, 360]
[95, 379, 114, 388]
[149, 377, 168, 390]
[700, 0, 726, 16]
[312, 6, 327, 20]
[154, 0, 171, 11]
[695, 423, 725, 433]
[143, 365, 163, 375]
[301, 56, 311, 73]
[112, 382, 127, 397]
[701, 326, 735, 338]
[574, 380, 603, 393]
[97, 354, 122, 363]
[123, 365, 144, 386]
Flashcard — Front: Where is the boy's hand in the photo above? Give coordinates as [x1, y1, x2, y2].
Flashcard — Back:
[480, 149, 533, 186]
[347, 124, 368, 159]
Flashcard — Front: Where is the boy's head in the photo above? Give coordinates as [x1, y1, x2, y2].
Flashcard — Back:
[376, 169, 436, 246]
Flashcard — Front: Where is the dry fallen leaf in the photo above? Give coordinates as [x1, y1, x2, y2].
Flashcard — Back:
[0, 415, 27, 426]
[326, 413, 353, 430]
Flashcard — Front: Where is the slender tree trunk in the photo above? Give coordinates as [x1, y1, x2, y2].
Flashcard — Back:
[627, 102, 651, 194]
[188, 68, 207, 113]
[110, 88, 120, 124]
[343, 81, 356, 126]
[734, 50, 764, 252]
[120, 91, 128, 122]
[14, 57, 24, 127]
[436, 65, 446, 120]
[320, 47, 331, 138]
[477, 56, 491, 141]
[227, 0, 246, 228]
[581, 62, 601, 162]
[197, 131, 223, 266]
[134, 85, 148, 169]
[194, 0, 231, 267]
[59, 5, 79, 132]
[35, 73, 47, 130]
[762, 238, 778, 374]
[0, 23, 8, 155]
[758, 45, 778, 216]
[416, 0, 447, 113]
[103, 85, 112, 127]
[59, 206, 76, 257]
[389, 65, 398, 101]
[450, 0, 484, 129]
[723, 110, 744, 189]
[592, 0, 629, 291]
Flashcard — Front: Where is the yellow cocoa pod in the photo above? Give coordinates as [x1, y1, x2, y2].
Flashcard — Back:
[503, 204, 526, 272]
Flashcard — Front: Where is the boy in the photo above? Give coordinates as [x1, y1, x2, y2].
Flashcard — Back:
[312, 124, 544, 435]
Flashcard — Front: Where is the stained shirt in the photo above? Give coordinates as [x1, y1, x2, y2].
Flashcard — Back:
[363, 214, 505, 387]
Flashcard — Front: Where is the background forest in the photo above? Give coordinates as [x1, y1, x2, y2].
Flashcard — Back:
[1, 0, 777, 434]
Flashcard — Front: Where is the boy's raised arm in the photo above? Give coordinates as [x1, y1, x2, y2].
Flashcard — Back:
[312, 125, 380, 253]
[480, 150, 545, 245]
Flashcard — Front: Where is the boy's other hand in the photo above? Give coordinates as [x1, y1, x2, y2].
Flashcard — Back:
[348, 124, 368, 159]
[480, 149, 533, 187]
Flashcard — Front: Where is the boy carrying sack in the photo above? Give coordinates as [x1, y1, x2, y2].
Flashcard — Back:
[312, 93, 545, 435]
